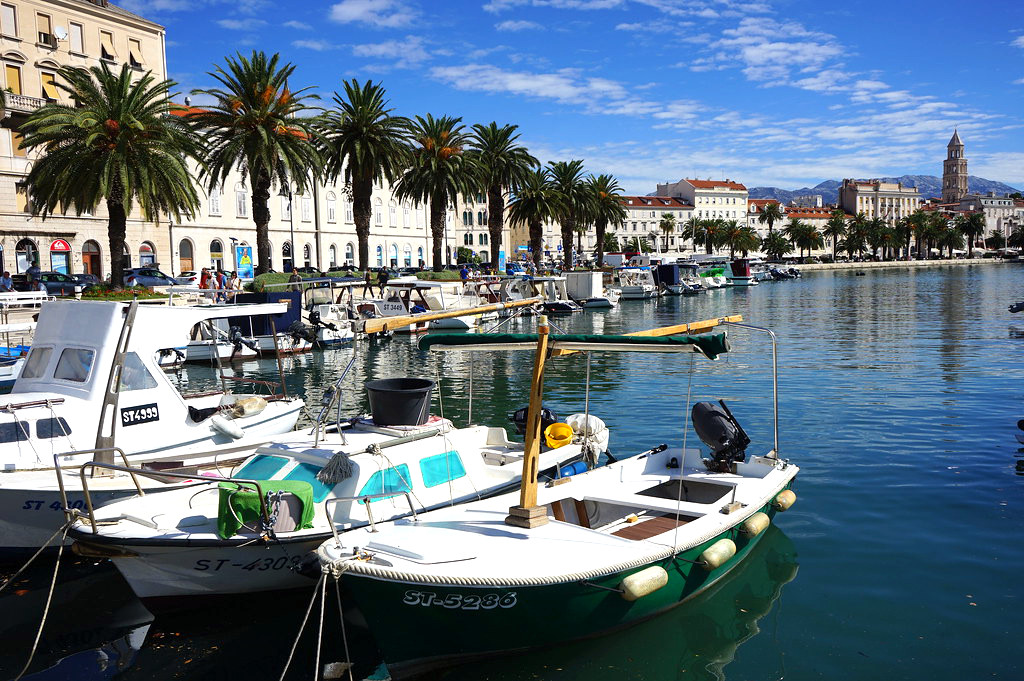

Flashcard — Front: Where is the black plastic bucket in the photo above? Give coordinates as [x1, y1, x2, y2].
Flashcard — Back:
[365, 378, 435, 426]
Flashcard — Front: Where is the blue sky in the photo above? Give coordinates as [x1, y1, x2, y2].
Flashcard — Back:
[124, 0, 1024, 194]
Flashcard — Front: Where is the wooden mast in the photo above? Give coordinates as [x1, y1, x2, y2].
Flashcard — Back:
[505, 314, 550, 529]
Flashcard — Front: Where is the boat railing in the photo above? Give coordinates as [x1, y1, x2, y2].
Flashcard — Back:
[324, 491, 418, 543]
[65, 459, 274, 535]
[0, 397, 65, 412]
[721, 320, 778, 458]
[53, 447, 142, 523]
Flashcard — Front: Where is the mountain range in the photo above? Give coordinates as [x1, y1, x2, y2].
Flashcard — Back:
[748, 176, 1021, 205]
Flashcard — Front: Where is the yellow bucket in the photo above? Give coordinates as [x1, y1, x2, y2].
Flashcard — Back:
[544, 422, 573, 449]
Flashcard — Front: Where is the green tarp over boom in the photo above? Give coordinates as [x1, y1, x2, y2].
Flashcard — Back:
[418, 332, 730, 360]
[217, 480, 315, 539]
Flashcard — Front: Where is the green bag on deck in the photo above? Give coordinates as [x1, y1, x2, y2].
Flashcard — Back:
[217, 480, 315, 539]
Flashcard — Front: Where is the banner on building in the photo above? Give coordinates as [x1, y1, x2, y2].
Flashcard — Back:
[235, 245, 254, 279]
[497, 250, 506, 271]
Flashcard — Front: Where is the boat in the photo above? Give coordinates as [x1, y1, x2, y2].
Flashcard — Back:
[501, 275, 581, 313]
[0, 300, 305, 552]
[726, 259, 759, 286]
[654, 263, 703, 295]
[67, 370, 609, 600]
[0, 321, 33, 388]
[355, 279, 494, 333]
[230, 290, 318, 354]
[615, 267, 659, 299]
[565, 271, 620, 308]
[315, 316, 799, 677]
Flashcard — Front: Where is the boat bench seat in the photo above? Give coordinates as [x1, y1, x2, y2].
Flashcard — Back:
[481, 448, 523, 466]
[582, 492, 712, 518]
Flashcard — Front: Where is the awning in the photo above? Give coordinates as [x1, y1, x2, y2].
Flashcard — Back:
[419, 331, 730, 360]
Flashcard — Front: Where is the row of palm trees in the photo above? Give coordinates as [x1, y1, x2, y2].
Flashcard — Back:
[17, 51, 631, 286]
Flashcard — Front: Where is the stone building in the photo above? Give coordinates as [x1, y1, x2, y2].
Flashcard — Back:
[838, 179, 920, 221]
[941, 130, 968, 204]
[655, 178, 747, 223]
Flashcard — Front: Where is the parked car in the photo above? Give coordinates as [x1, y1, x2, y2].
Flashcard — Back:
[175, 270, 200, 288]
[71, 273, 101, 287]
[293, 266, 323, 276]
[123, 267, 178, 288]
[12, 271, 89, 297]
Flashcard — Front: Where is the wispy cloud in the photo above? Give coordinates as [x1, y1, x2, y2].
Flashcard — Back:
[496, 20, 543, 31]
[353, 36, 432, 69]
[283, 20, 312, 30]
[293, 39, 339, 51]
[216, 18, 266, 31]
[329, 0, 418, 28]
[1012, 35, 1024, 48]
[700, 17, 844, 83]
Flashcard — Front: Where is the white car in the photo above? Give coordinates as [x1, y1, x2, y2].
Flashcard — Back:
[175, 271, 200, 288]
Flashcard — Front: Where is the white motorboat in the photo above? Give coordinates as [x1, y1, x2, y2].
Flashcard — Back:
[726, 259, 760, 287]
[0, 300, 304, 552]
[566, 271, 620, 308]
[616, 267, 659, 299]
[69, 373, 608, 600]
[0, 321, 33, 388]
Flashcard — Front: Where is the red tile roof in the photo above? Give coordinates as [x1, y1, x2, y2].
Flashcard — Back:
[748, 199, 779, 210]
[783, 208, 832, 219]
[620, 196, 694, 209]
[686, 179, 747, 190]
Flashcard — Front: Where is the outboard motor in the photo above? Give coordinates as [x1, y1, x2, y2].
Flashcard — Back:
[510, 405, 560, 436]
[308, 309, 338, 332]
[228, 325, 259, 353]
[692, 400, 751, 473]
[287, 320, 317, 344]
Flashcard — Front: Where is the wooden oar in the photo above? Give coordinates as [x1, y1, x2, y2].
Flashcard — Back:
[549, 314, 743, 357]
[358, 297, 543, 335]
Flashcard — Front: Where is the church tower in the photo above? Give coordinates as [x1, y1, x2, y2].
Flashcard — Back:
[942, 129, 968, 204]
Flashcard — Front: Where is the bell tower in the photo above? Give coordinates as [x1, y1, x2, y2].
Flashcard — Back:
[942, 130, 968, 204]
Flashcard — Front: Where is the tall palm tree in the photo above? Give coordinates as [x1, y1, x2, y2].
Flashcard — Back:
[823, 209, 847, 261]
[720, 220, 746, 258]
[955, 212, 986, 257]
[21, 63, 200, 287]
[893, 217, 912, 260]
[468, 122, 537, 267]
[659, 213, 676, 252]
[507, 168, 562, 269]
[586, 174, 626, 267]
[190, 51, 320, 276]
[938, 225, 965, 258]
[547, 160, 589, 269]
[682, 215, 702, 252]
[925, 212, 949, 257]
[761, 231, 792, 261]
[693, 218, 724, 254]
[908, 210, 930, 259]
[757, 201, 784, 236]
[735, 225, 761, 257]
[866, 217, 888, 260]
[1007, 225, 1024, 249]
[395, 114, 478, 271]
[320, 79, 410, 272]
[846, 212, 870, 259]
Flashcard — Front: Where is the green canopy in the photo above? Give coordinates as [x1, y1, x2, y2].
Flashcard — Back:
[418, 332, 730, 360]
[217, 480, 315, 539]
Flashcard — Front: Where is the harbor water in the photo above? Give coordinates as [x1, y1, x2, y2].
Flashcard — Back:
[2, 263, 1022, 680]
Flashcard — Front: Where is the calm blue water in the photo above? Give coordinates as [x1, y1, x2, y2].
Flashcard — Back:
[2, 262, 1022, 680]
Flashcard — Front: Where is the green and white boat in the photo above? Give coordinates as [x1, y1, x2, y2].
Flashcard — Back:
[316, 316, 799, 677]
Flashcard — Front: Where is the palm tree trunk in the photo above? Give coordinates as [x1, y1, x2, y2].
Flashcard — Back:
[251, 168, 272, 276]
[430, 192, 446, 271]
[353, 175, 373, 272]
[595, 218, 607, 267]
[561, 218, 575, 270]
[487, 184, 504, 267]
[106, 178, 127, 288]
[529, 220, 543, 268]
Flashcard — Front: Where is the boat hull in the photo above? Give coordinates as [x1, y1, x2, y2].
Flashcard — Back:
[344, 500, 786, 677]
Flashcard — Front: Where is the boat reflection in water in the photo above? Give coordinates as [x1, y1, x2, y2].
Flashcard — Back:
[422, 524, 798, 681]
[0, 558, 152, 680]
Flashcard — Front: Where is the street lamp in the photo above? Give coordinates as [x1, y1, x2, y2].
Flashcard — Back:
[279, 183, 294, 271]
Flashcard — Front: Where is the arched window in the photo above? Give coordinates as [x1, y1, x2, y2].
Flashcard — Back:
[178, 238, 193, 274]
[403, 244, 412, 266]
[122, 243, 131, 269]
[345, 199, 353, 222]
[15, 238, 37, 273]
[210, 239, 224, 269]
[234, 182, 248, 218]
[417, 247, 424, 267]
[403, 203, 411, 227]
[139, 240, 156, 266]
[389, 201, 397, 227]
[82, 240, 102, 278]
[375, 245, 383, 267]
[479, 233, 488, 246]
[303, 244, 311, 267]
[329, 245, 337, 268]
[374, 198, 383, 225]
[463, 233, 472, 245]
[282, 242, 293, 272]
[345, 243, 355, 265]
[477, 211, 485, 225]
[326, 192, 337, 223]
[462, 211, 470, 226]
[389, 243, 398, 267]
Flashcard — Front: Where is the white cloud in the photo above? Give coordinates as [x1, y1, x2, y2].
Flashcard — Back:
[216, 18, 266, 30]
[283, 20, 312, 30]
[1012, 35, 1024, 48]
[329, 0, 417, 28]
[353, 36, 432, 68]
[293, 39, 339, 51]
[1014, 77, 1024, 85]
[496, 20, 543, 31]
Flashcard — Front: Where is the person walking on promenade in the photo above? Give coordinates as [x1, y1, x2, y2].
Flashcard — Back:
[0, 271, 13, 292]
[288, 268, 302, 293]
[377, 268, 390, 297]
[361, 270, 374, 299]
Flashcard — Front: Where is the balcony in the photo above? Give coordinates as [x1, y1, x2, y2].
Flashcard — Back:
[4, 93, 47, 114]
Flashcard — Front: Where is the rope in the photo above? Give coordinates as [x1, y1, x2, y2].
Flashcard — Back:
[0, 518, 74, 595]
[315, 570, 326, 681]
[279, 572, 326, 681]
[333, 576, 355, 681]
[672, 353, 696, 550]
[12, 522, 71, 681]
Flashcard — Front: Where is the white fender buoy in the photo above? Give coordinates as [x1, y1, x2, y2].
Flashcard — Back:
[210, 415, 244, 440]
[618, 565, 669, 601]
[740, 511, 770, 537]
[773, 489, 797, 511]
[700, 538, 737, 571]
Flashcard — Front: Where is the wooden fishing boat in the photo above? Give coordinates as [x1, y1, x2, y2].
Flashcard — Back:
[316, 316, 799, 676]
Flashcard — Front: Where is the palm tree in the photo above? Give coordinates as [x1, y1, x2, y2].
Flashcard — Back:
[468, 122, 538, 267]
[955, 212, 986, 257]
[693, 219, 724, 254]
[938, 225, 965, 258]
[846, 212, 870, 259]
[21, 63, 200, 287]
[892, 217, 912, 260]
[658, 213, 676, 252]
[757, 201, 784, 236]
[925, 212, 949, 257]
[547, 160, 589, 269]
[320, 79, 410, 272]
[395, 115, 478, 271]
[823, 209, 847, 260]
[586, 174, 626, 267]
[908, 210, 930, 259]
[736, 226, 761, 257]
[985, 229, 1006, 250]
[760, 231, 792, 261]
[720, 220, 746, 258]
[681, 216, 702, 252]
[1007, 225, 1024, 249]
[782, 218, 809, 259]
[190, 51, 320, 276]
[866, 217, 888, 260]
[507, 167, 562, 269]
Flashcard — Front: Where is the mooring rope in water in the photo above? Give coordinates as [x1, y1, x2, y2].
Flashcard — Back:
[0, 517, 75, 595]
[12, 521, 71, 681]
[672, 353, 695, 551]
[279, 572, 326, 681]
[333, 576, 355, 681]
[315, 571, 327, 681]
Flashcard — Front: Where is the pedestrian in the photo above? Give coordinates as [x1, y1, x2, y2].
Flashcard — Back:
[227, 271, 241, 299]
[361, 270, 374, 299]
[377, 268, 390, 296]
[216, 270, 228, 302]
[288, 268, 302, 293]
[0, 271, 12, 292]
[204, 271, 217, 302]
[26, 260, 40, 282]
[199, 267, 210, 289]
[459, 264, 470, 282]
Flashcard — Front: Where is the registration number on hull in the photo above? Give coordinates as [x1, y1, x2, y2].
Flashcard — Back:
[402, 590, 517, 610]
[121, 403, 159, 426]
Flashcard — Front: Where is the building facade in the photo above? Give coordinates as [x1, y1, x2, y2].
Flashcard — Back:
[0, 0, 166, 276]
[958, 192, 1017, 238]
[942, 130, 968, 204]
[838, 179, 920, 221]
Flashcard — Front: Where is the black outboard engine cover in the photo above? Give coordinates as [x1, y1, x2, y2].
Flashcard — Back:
[510, 405, 560, 436]
[287, 320, 317, 343]
[692, 400, 751, 472]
